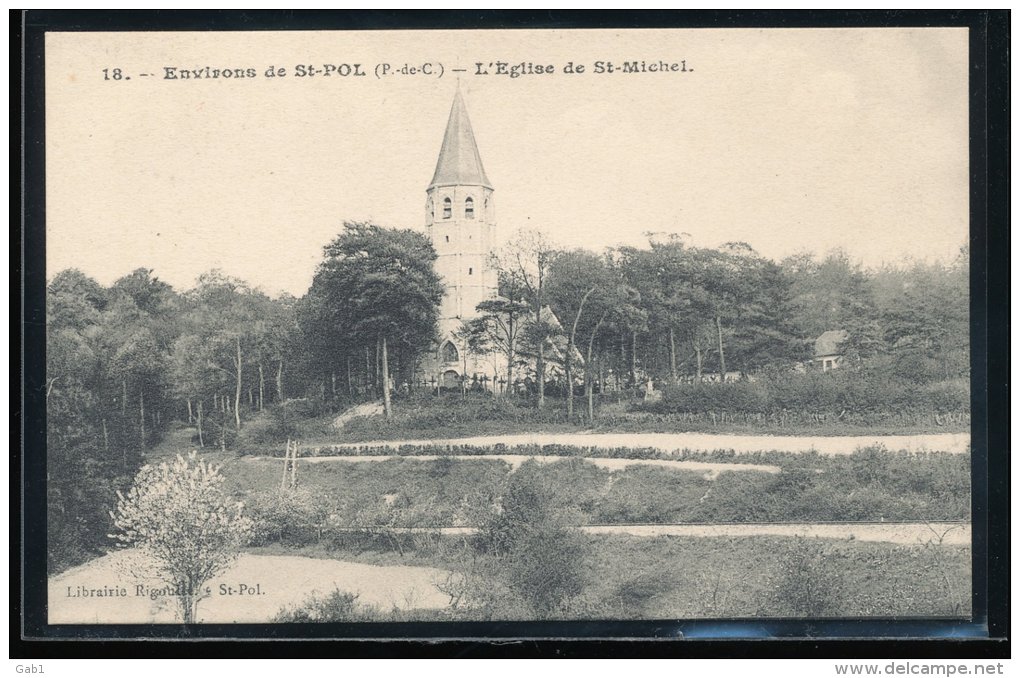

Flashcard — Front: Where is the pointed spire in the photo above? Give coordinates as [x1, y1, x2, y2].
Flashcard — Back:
[429, 87, 492, 190]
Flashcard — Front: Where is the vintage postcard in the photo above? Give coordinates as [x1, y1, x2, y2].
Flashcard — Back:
[38, 25, 973, 631]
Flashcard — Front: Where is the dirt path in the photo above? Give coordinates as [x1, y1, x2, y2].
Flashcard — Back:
[580, 521, 970, 545]
[332, 400, 384, 431]
[326, 431, 969, 455]
[49, 550, 452, 624]
[259, 454, 781, 478]
[328, 522, 970, 546]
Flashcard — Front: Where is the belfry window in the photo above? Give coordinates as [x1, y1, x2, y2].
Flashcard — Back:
[442, 198, 452, 219]
[465, 197, 475, 219]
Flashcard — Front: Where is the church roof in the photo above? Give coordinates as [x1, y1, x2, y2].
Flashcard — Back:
[429, 88, 493, 190]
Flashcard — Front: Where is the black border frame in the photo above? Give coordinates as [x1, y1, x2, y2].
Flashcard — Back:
[15, 9, 1010, 659]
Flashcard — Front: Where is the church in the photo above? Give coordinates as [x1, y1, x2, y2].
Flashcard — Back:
[415, 88, 577, 394]
[417, 88, 502, 391]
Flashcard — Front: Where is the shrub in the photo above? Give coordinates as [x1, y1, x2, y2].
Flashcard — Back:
[764, 538, 846, 617]
[477, 461, 593, 616]
[246, 489, 327, 546]
[637, 370, 970, 419]
[923, 379, 971, 412]
[236, 406, 298, 446]
[272, 589, 378, 622]
[599, 466, 709, 523]
[503, 525, 591, 616]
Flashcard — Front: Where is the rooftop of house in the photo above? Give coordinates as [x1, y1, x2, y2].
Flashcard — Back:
[814, 329, 849, 358]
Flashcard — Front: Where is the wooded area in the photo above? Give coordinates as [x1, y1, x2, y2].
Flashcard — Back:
[46, 223, 969, 571]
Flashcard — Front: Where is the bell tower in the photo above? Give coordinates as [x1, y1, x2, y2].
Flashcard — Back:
[424, 88, 498, 386]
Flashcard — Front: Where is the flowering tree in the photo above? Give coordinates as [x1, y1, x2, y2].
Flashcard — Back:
[109, 451, 252, 623]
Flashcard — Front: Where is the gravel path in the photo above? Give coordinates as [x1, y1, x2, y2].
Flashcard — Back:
[267, 454, 781, 477]
[49, 551, 451, 624]
[327, 522, 970, 546]
[327, 431, 968, 455]
[581, 521, 970, 545]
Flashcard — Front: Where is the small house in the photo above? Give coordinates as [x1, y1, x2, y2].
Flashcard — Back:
[812, 330, 848, 372]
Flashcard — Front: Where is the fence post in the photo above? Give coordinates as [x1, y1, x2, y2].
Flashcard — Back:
[291, 440, 298, 488]
[280, 438, 291, 492]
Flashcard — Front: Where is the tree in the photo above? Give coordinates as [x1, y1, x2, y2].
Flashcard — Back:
[257, 293, 298, 406]
[720, 249, 809, 372]
[690, 243, 808, 378]
[872, 255, 969, 380]
[466, 271, 531, 397]
[580, 262, 641, 420]
[546, 250, 607, 417]
[179, 271, 271, 434]
[109, 452, 253, 623]
[783, 249, 883, 363]
[169, 334, 223, 447]
[303, 222, 444, 418]
[619, 238, 709, 385]
[547, 250, 638, 419]
[47, 268, 108, 331]
[46, 270, 159, 572]
[491, 229, 558, 407]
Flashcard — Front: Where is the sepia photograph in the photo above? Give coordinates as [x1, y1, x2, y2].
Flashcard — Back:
[35, 24, 978, 632]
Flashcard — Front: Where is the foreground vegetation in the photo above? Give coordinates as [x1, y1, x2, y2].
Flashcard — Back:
[226, 449, 969, 542]
[264, 532, 971, 621]
[52, 439, 971, 620]
[262, 458, 969, 621]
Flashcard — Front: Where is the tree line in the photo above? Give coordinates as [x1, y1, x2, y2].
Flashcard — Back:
[47, 223, 970, 449]
[45, 222, 968, 570]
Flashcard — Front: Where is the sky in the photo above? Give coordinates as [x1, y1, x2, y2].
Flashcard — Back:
[45, 28, 969, 297]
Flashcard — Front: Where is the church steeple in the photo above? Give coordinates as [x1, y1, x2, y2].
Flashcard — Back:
[421, 88, 499, 390]
[429, 87, 492, 190]
[424, 88, 497, 362]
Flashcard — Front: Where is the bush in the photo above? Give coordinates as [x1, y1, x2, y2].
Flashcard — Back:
[637, 370, 970, 419]
[599, 466, 709, 523]
[503, 526, 591, 616]
[246, 489, 328, 546]
[763, 538, 846, 617]
[340, 391, 572, 441]
[272, 589, 378, 622]
[923, 379, 970, 412]
[236, 408, 295, 446]
[228, 447, 968, 540]
[236, 399, 332, 448]
[477, 461, 593, 616]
